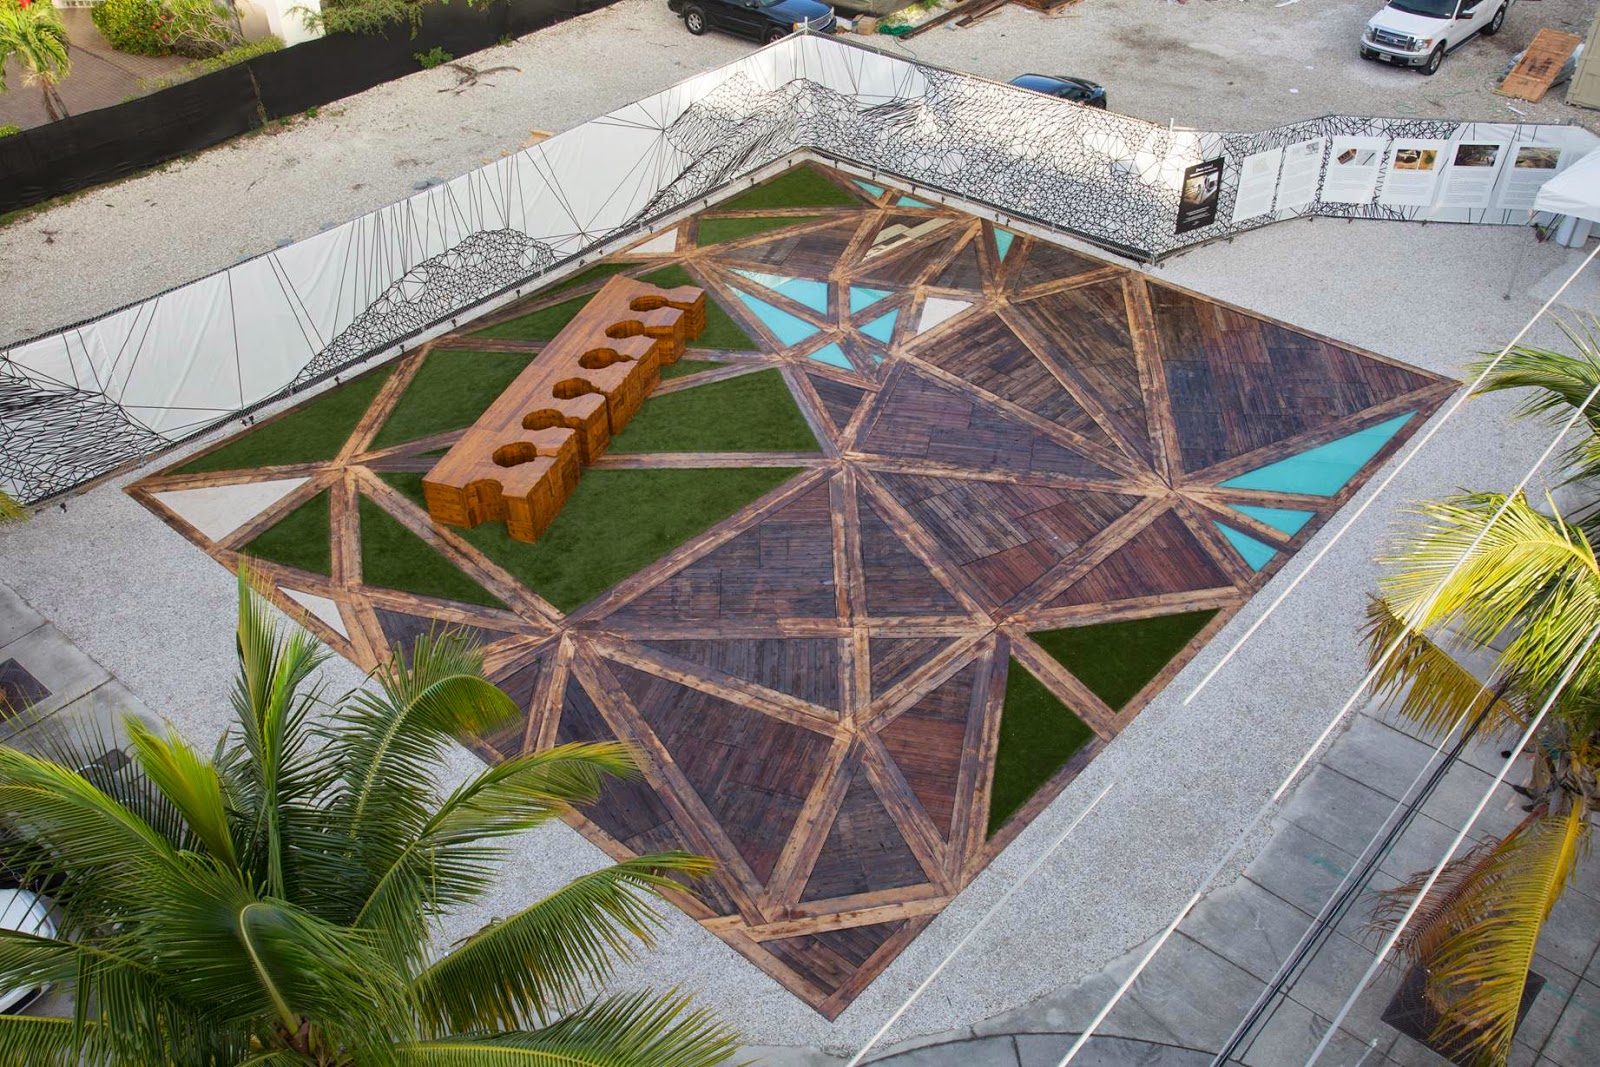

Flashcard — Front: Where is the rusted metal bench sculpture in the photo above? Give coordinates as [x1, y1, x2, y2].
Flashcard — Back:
[423, 275, 707, 542]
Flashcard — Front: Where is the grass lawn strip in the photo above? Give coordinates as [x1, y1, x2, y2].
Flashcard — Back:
[370, 348, 538, 450]
[469, 293, 594, 342]
[697, 215, 825, 248]
[608, 369, 819, 454]
[1030, 609, 1220, 711]
[357, 495, 506, 610]
[381, 467, 800, 613]
[175, 366, 394, 475]
[987, 658, 1095, 835]
[240, 491, 332, 576]
[641, 264, 759, 351]
[716, 166, 859, 212]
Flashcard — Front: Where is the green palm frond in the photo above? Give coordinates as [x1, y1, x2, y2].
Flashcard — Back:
[1471, 322, 1600, 430]
[1376, 493, 1600, 699]
[1362, 596, 1528, 740]
[395, 990, 743, 1067]
[353, 742, 637, 967]
[0, 3, 69, 93]
[0, 1013, 97, 1067]
[0, 490, 25, 524]
[1420, 803, 1588, 1063]
[411, 852, 715, 1033]
[126, 717, 238, 869]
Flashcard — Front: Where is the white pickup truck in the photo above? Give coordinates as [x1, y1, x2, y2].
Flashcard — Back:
[1360, 0, 1511, 76]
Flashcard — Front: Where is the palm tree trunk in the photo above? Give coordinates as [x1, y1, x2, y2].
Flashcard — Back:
[42, 82, 67, 121]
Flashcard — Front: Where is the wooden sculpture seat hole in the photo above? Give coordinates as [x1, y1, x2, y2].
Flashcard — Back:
[552, 378, 602, 401]
[604, 321, 645, 339]
[579, 348, 630, 370]
[522, 409, 568, 431]
[492, 442, 541, 468]
[629, 294, 671, 311]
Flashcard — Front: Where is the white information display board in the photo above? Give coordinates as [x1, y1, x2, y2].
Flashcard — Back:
[1379, 139, 1451, 207]
[1231, 147, 1283, 222]
[1276, 138, 1326, 212]
[1323, 137, 1387, 204]
[1437, 142, 1508, 209]
[1498, 144, 1567, 211]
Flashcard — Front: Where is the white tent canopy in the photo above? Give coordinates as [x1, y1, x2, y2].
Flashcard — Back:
[1535, 145, 1600, 223]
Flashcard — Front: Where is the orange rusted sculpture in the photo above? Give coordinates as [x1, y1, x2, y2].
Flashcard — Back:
[423, 275, 707, 542]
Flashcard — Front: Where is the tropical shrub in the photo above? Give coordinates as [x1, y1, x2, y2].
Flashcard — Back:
[0, 572, 739, 1065]
[91, 0, 168, 56]
[0, 124, 20, 138]
[138, 32, 281, 91]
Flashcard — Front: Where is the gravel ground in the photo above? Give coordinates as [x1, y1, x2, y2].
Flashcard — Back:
[3, 0, 1599, 1055]
[3, 0, 1595, 346]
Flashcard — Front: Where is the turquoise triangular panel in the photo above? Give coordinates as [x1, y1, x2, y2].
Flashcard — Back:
[855, 180, 886, 198]
[850, 285, 894, 313]
[731, 287, 822, 347]
[1231, 504, 1314, 538]
[861, 309, 898, 344]
[897, 195, 935, 209]
[808, 343, 853, 370]
[1214, 522, 1277, 573]
[1219, 413, 1415, 497]
[995, 229, 1016, 261]
[732, 270, 829, 314]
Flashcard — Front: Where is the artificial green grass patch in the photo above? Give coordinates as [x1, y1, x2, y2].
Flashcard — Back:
[641, 264, 758, 351]
[357, 495, 505, 609]
[175, 366, 394, 475]
[608, 369, 819, 454]
[370, 349, 537, 450]
[696, 215, 824, 248]
[1030, 609, 1219, 712]
[381, 467, 799, 613]
[660, 358, 723, 381]
[987, 658, 1095, 836]
[717, 166, 858, 212]
[240, 492, 331, 576]
[469, 292, 594, 342]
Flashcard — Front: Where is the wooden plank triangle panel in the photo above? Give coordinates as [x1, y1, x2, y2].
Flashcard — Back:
[1498, 28, 1583, 101]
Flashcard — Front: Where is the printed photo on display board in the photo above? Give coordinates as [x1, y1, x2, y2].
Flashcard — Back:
[1379, 140, 1450, 207]
[1176, 157, 1224, 234]
[1499, 144, 1566, 211]
[1438, 142, 1507, 209]
[1322, 136, 1386, 204]
[1231, 147, 1283, 223]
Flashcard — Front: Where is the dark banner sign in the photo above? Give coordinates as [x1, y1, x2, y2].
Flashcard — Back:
[1176, 156, 1224, 234]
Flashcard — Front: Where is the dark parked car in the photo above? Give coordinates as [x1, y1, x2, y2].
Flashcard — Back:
[669, 0, 837, 42]
[1009, 74, 1108, 109]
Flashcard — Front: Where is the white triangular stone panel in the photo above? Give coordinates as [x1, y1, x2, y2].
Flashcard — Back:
[629, 230, 680, 255]
[915, 297, 972, 336]
[280, 587, 349, 640]
[152, 477, 309, 542]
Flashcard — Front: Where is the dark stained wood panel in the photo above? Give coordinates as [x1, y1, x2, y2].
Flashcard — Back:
[643, 637, 842, 709]
[878, 660, 979, 837]
[606, 481, 838, 625]
[870, 637, 950, 699]
[613, 663, 832, 885]
[932, 235, 984, 291]
[800, 765, 928, 902]
[1149, 284, 1441, 473]
[479, 652, 545, 760]
[1010, 281, 1152, 462]
[876, 472, 1143, 608]
[1010, 240, 1110, 289]
[375, 607, 507, 663]
[725, 218, 862, 271]
[913, 312, 1120, 450]
[859, 494, 963, 617]
[1048, 508, 1232, 608]
[556, 674, 741, 916]
[762, 920, 907, 997]
[855, 228, 964, 289]
[808, 373, 869, 437]
[859, 369, 1118, 481]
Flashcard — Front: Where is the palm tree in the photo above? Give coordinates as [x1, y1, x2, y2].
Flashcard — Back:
[1361, 328, 1600, 1064]
[0, 490, 23, 524]
[0, 571, 738, 1066]
[0, 1, 70, 123]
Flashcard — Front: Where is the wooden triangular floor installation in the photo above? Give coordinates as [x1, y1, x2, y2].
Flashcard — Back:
[878, 658, 982, 841]
[799, 762, 929, 902]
